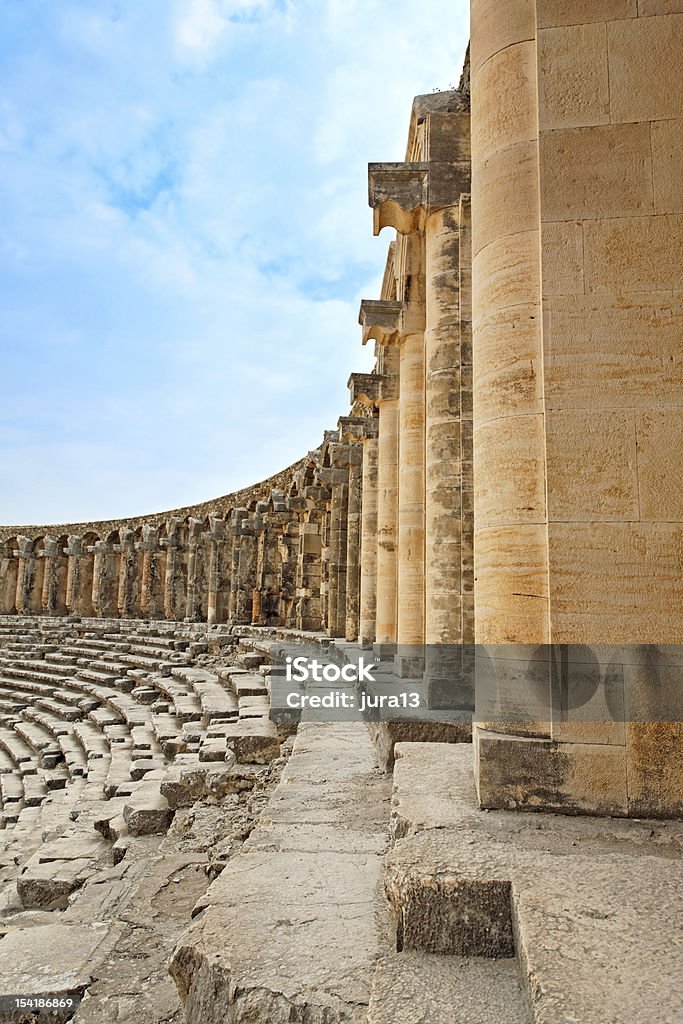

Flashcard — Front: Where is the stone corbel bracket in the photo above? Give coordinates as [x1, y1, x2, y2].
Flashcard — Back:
[348, 372, 398, 406]
[358, 299, 403, 347]
[337, 416, 370, 443]
[369, 158, 470, 236]
[348, 372, 383, 408]
[368, 163, 429, 235]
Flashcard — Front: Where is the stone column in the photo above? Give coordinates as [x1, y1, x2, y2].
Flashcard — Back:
[318, 444, 349, 639]
[277, 517, 299, 628]
[162, 518, 184, 621]
[206, 515, 229, 625]
[355, 306, 403, 654]
[139, 525, 165, 620]
[116, 528, 139, 618]
[338, 418, 367, 642]
[291, 492, 324, 632]
[185, 518, 203, 621]
[359, 420, 379, 646]
[397, 313, 426, 665]
[14, 536, 35, 615]
[229, 510, 256, 625]
[251, 505, 269, 626]
[65, 535, 92, 617]
[0, 542, 19, 615]
[41, 536, 66, 616]
[91, 540, 119, 617]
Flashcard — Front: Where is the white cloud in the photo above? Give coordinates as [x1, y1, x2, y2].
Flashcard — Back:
[174, 0, 228, 59]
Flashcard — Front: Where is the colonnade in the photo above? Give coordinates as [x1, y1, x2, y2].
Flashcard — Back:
[3, 8, 681, 820]
[349, 89, 473, 697]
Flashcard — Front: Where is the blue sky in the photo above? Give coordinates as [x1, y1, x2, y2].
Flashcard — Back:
[0, 0, 469, 525]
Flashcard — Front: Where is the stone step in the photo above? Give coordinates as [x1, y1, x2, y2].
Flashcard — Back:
[219, 718, 280, 764]
[385, 742, 683, 1024]
[171, 722, 391, 1024]
[0, 922, 109, 1016]
[232, 673, 269, 699]
[367, 952, 530, 1024]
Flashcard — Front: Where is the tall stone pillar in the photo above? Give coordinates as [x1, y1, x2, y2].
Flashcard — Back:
[206, 515, 229, 625]
[14, 537, 35, 615]
[65, 536, 93, 617]
[397, 315, 426, 661]
[162, 518, 185, 620]
[41, 536, 67, 616]
[116, 528, 139, 618]
[369, 122, 470, 676]
[319, 443, 350, 639]
[277, 499, 299, 628]
[229, 509, 256, 625]
[359, 419, 379, 646]
[470, 1, 683, 816]
[291, 491, 324, 632]
[227, 512, 241, 624]
[338, 418, 366, 642]
[91, 540, 119, 617]
[0, 541, 19, 615]
[357, 304, 403, 654]
[185, 519, 203, 621]
[139, 525, 166, 620]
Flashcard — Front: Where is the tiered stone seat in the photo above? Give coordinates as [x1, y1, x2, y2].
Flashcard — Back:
[0, 617, 288, 934]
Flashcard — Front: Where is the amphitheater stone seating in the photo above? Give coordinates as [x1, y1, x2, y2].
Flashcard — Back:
[0, 613, 288, 977]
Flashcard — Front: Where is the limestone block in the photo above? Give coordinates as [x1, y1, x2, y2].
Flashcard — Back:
[368, 163, 428, 235]
[537, 0, 637, 26]
[608, 14, 683, 122]
[470, 0, 535, 72]
[0, 923, 107, 1013]
[621, 650, 683, 817]
[543, 295, 683, 409]
[547, 522, 683, 642]
[391, 742, 479, 840]
[626, 722, 683, 817]
[18, 858, 97, 909]
[171, 851, 382, 1024]
[651, 117, 683, 214]
[546, 410, 639, 522]
[473, 644, 555, 740]
[636, 411, 683, 520]
[474, 525, 549, 644]
[221, 719, 281, 764]
[639, 0, 683, 11]
[474, 728, 629, 816]
[473, 304, 543, 422]
[472, 140, 539, 256]
[540, 123, 654, 220]
[471, 41, 538, 166]
[122, 785, 174, 835]
[583, 213, 683, 293]
[384, 839, 514, 957]
[538, 23, 610, 129]
[160, 767, 208, 809]
[541, 221, 584, 295]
